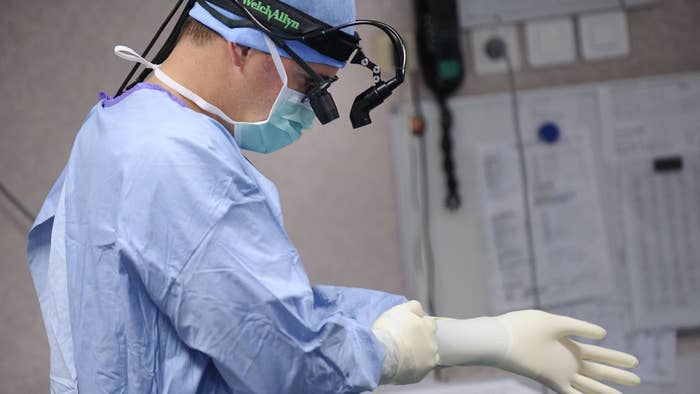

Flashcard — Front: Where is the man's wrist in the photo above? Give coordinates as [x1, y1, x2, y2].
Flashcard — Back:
[432, 316, 510, 367]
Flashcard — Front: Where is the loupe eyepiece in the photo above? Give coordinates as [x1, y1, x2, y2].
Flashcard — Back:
[350, 91, 374, 129]
[350, 81, 395, 129]
[309, 90, 339, 125]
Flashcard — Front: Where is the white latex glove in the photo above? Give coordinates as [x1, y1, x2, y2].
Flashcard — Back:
[372, 301, 439, 385]
[431, 310, 641, 394]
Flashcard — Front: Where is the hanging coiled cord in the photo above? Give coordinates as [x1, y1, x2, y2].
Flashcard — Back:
[437, 96, 461, 211]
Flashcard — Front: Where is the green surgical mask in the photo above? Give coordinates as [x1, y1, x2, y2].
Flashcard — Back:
[234, 87, 315, 153]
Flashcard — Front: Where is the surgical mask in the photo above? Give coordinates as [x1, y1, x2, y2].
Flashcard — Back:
[114, 35, 315, 154]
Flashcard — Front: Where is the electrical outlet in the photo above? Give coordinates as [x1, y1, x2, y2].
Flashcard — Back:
[470, 24, 520, 75]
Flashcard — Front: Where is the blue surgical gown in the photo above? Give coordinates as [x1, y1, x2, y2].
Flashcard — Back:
[27, 83, 406, 393]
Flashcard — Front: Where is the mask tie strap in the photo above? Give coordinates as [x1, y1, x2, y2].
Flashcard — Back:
[262, 35, 289, 87]
[113, 45, 243, 125]
[114, 45, 157, 68]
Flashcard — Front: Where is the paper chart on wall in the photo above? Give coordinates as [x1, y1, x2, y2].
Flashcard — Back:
[525, 133, 614, 306]
[479, 133, 613, 312]
[480, 142, 537, 312]
[621, 152, 700, 330]
[600, 75, 700, 161]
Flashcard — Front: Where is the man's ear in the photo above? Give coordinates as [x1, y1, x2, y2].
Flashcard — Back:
[229, 42, 251, 70]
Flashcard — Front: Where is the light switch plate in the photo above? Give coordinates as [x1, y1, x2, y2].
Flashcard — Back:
[470, 24, 520, 75]
[525, 16, 576, 67]
[579, 10, 630, 61]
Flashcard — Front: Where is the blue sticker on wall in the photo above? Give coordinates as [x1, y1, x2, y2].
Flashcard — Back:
[538, 122, 561, 144]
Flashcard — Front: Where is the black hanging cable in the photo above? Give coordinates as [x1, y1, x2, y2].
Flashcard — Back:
[437, 96, 461, 211]
[130, 0, 198, 89]
[116, 0, 188, 95]
[0, 181, 35, 223]
[414, 0, 465, 211]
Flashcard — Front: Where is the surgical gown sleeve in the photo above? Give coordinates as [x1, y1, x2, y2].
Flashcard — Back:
[116, 129, 406, 393]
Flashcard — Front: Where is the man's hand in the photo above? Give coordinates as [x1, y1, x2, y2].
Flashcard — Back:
[431, 310, 641, 394]
[372, 301, 439, 385]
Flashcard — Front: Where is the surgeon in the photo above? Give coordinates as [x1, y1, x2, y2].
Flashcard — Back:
[27, 1, 641, 393]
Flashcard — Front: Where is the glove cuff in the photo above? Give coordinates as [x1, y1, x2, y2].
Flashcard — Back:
[371, 301, 439, 385]
[373, 328, 400, 384]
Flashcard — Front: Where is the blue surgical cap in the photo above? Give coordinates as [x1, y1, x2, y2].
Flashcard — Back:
[190, 0, 356, 68]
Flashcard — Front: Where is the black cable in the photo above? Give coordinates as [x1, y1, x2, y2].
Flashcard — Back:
[117, 0, 188, 96]
[438, 97, 461, 211]
[130, 0, 198, 89]
[0, 181, 35, 223]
